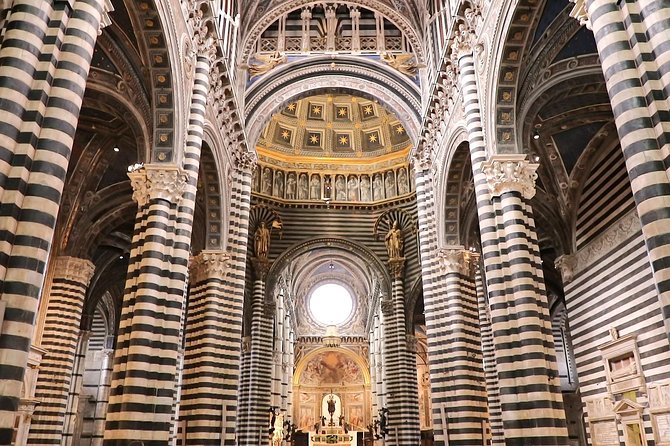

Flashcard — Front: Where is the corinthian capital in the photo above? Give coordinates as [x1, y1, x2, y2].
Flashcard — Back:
[451, 21, 477, 59]
[481, 154, 538, 200]
[190, 250, 231, 284]
[54, 256, 95, 286]
[235, 148, 258, 173]
[128, 164, 189, 207]
[569, 0, 591, 29]
[555, 254, 578, 285]
[437, 247, 478, 276]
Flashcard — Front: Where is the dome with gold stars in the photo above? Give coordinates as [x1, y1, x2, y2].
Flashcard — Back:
[257, 93, 411, 168]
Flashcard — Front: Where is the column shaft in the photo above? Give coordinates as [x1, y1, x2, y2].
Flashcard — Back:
[0, 1, 105, 441]
[474, 265, 502, 446]
[382, 274, 420, 446]
[458, 50, 569, 445]
[586, 0, 670, 342]
[27, 257, 95, 445]
[181, 251, 240, 446]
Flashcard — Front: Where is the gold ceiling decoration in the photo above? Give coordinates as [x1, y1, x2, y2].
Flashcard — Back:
[257, 94, 412, 167]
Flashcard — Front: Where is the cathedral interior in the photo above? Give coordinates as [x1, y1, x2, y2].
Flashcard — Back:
[1, 0, 670, 446]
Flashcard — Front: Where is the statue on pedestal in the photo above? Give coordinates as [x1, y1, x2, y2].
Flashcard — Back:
[254, 221, 270, 260]
[385, 221, 403, 259]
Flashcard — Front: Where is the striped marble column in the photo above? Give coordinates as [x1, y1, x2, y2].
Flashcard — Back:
[27, 256, 95, 445]
[457, 42, 569, 444]
[180, 251, 241, 446]
[238, 260, 273, 446]
[102, 165, 189, 446]
[0, 1, 109, 442]
[581, 0, 670, 342]
[427, 248, 487, 446]
[474, 263, 502, 446]
[382, 260, 420, 446]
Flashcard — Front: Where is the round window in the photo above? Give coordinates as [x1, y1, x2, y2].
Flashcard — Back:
[309, 283, 353, 325]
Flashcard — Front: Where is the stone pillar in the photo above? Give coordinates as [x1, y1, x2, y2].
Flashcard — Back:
[454, 26, 569, 445]
[180, 250, 242, 446]
[238, 258, 273, 446]
[350, 7, 361, 53]
[90, 348, 114, 446]
[62, 330, 91, 446]
[474, 262, 502, 446]
[375, 12, 385, 51]
[300, 7, 312, 52]
[423, 247, 487, 446]
[27, 257, 95, 445]
[0, 0, 110, 441]
[102, 165, 190, 446]
[382, 259, 420, 446]
[575, 0, 670, 342]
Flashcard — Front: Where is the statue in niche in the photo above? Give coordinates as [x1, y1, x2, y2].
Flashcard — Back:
[323, 175, 332, 200]
[274, 170, 284, 198]
[286, 173, 296, 199]
[310, 174, 321, 199]
[385, 170, 396, 198]
[254, 221, 270, 260]
[252, 166, 260, 192]
[397, 167, 408, 194]
[347, 175, 359, 201]
[360, 175, 371, 201]
[298, 173, 308, 200]
[262, 167, 272, 195]
[373, 173, 383, 200]
[385, 220, 403, 259]
[335, 175, 346, 201]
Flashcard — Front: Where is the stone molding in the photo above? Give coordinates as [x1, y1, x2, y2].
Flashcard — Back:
[574, 209, 641, 275]
[53, 256, 96, 287]
[190, 250, 231, 284]
[481, 154, 538, 200]
[437, 247, 478, 276]
[128, 164, 189, 207]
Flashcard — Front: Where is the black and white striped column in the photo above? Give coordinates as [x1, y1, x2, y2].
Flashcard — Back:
[102, 165, 189, 446]
[27, 257, 95, 445]
[180, 251, 240, 446]
[382, 260, 420, 446]
[584, 0, 670, 342]
[238, 260, 273, 446]
[457, 43, 569, 444]
[428, 248, 487, 446]
[474, 262, 502, 446]
[0, 0, 108, 441]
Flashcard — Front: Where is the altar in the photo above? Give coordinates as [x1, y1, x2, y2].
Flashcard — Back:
[308, 393, 357, 446]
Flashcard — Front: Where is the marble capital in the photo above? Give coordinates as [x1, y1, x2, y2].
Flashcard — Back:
[412, 144, 434, 174]
[555, 254, 578, 285]
[481, 154, 538, 200]
[53, 256, 95, 287]
[128, 164, 189, 207]
[569, 0, 591, 30]
[388, 258, 406, 279]
[437, 247, 478, 276]
[190, 250, 231, 284]
[235, 148, 258, 173]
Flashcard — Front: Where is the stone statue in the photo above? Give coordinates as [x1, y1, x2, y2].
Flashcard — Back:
[272, 412, 284, 446]
[385, 171, 396, 198]
[262, 167, 272, 195]
[335, 175, 346, 201]
[381, 52, 426, 76]
[348, 175, 358, 201]
[254, 221, 270, 260]
[397, 168, 408, 194]
[286, 173, 296, 199]
[360, 175, 371, 201]
[298, 173, 308, 200]
[385, 221, 403, 259]
[373, 173, 383, 200]
[310, 174, 321, 199]
[274, 171, 284, 198]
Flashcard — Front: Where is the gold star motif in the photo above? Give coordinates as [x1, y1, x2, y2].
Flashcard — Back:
[339, 136, 349, 145]
[363, 105, 374, 115]
[310, 134, 320, 144]
[287, 103, 296, 112]
[338, 108, 347, 117]
[395, 126, 405, 134]
[369, 133, 378, 143]
[312, 106, 322, 115]
[281, 130, 290, 140]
